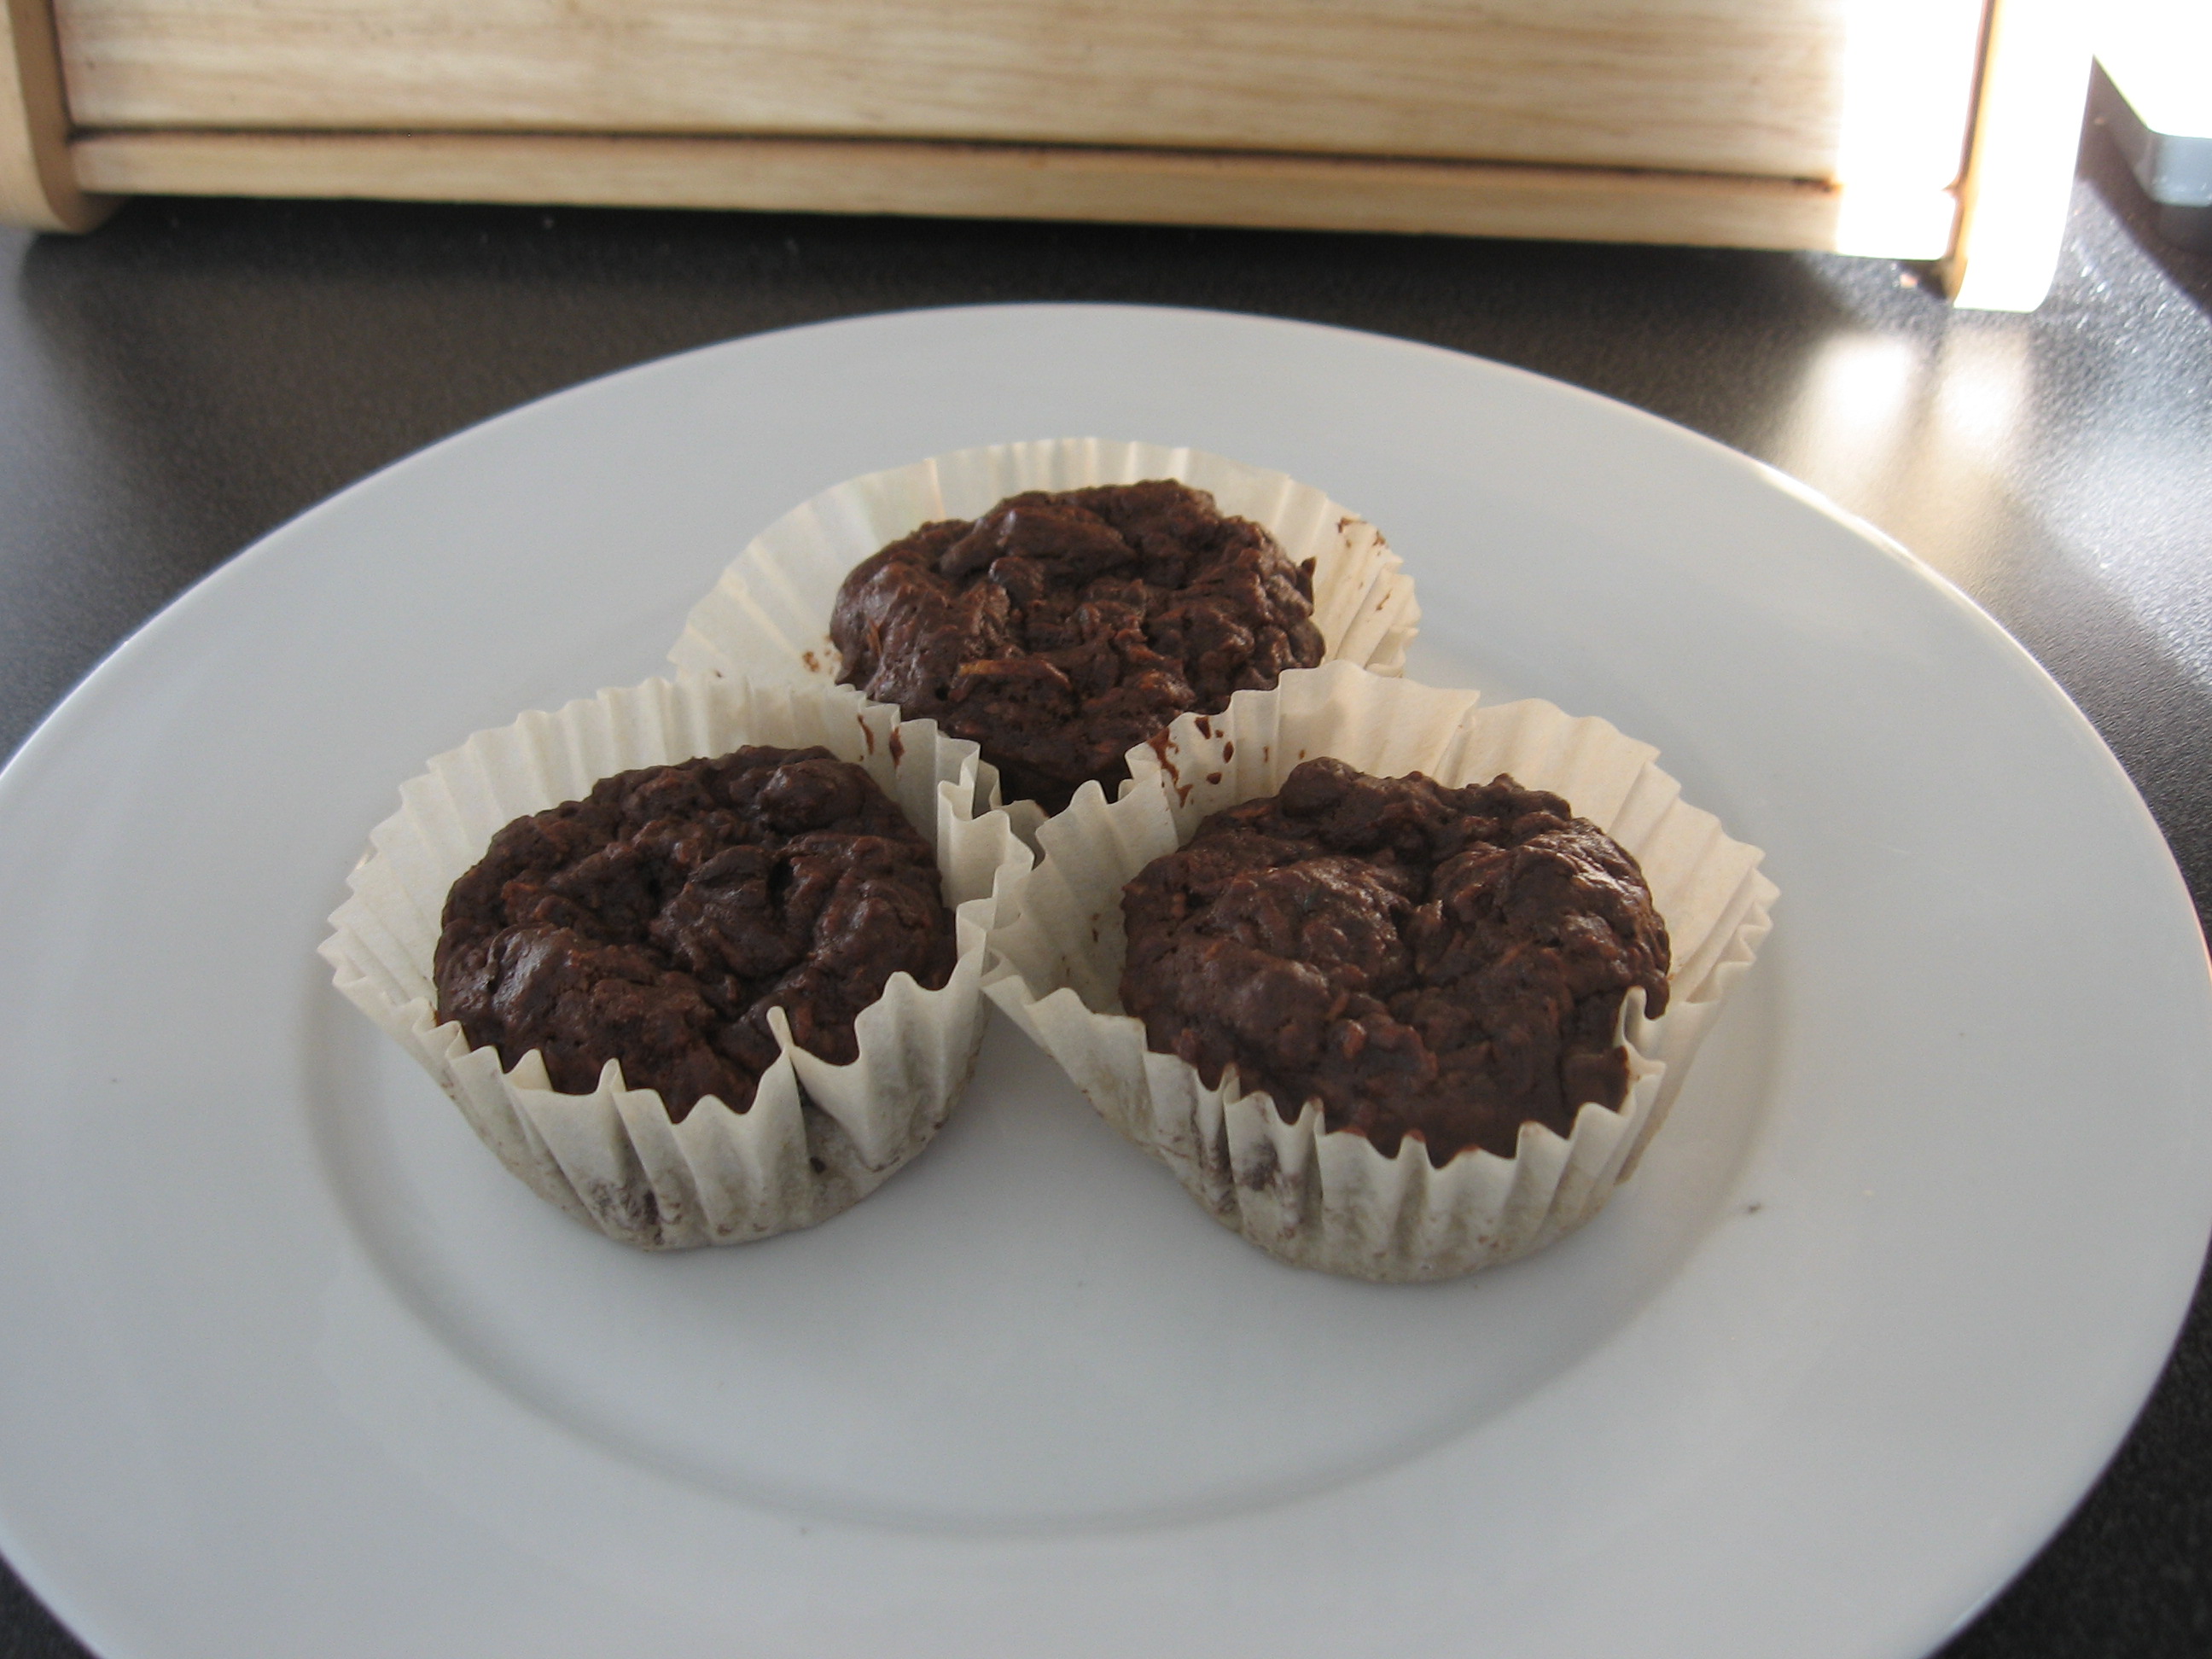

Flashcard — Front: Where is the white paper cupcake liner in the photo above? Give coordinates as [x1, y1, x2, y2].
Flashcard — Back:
[981, 661, 1777, 1282]
[666, 438, 1420, 836]
[320, 675, 1033, 1250]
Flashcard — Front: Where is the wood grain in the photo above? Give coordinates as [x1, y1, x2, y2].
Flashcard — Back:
[3, 0, 111, 230]
[67, 128, 1963, 256]
[53, 0, 1981, 184]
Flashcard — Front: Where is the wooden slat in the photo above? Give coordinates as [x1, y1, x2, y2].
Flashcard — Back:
[53, 0, 1982, 185]
[68, 129, 1967, 255]
[3, 0, 111, 229]
[1937, 0, 2087, 309]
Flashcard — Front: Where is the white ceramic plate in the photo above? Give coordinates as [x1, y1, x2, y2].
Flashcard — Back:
[1, 305, 2206, 1659]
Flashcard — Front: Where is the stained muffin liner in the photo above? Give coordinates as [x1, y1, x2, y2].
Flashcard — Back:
[981, 661, 1777, 1282]
[320, 675, 1033, 1250]
[666, 438, 1421, 837]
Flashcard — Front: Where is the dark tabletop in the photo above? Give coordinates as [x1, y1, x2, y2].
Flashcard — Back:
[2, 115, 2208, 1658]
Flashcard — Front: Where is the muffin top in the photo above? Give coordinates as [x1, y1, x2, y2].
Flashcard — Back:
[434, 746, 955, 1121]
[1120, 759, 1671, 1163]
[830, 480, 1324, 812]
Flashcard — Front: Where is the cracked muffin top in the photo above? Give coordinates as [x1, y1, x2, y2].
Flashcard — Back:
[1121, 758, 1670, 1164]
[830, 480, 1324, 812]
[434, 745, 954, 1120]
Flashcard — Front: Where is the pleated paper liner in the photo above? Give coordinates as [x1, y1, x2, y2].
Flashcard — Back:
[981, 661, 1777, 1282]
[320, 675, 1033, 1250]
[666, 438, 1421, 838]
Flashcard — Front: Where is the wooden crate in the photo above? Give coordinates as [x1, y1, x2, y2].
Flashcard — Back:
[3, 0, 2084, 306]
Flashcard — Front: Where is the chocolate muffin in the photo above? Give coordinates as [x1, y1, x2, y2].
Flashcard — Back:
[434, 745, 955, 1120]
[1121, 758, 1670, 1165]
[830, 480, 1324, 812]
